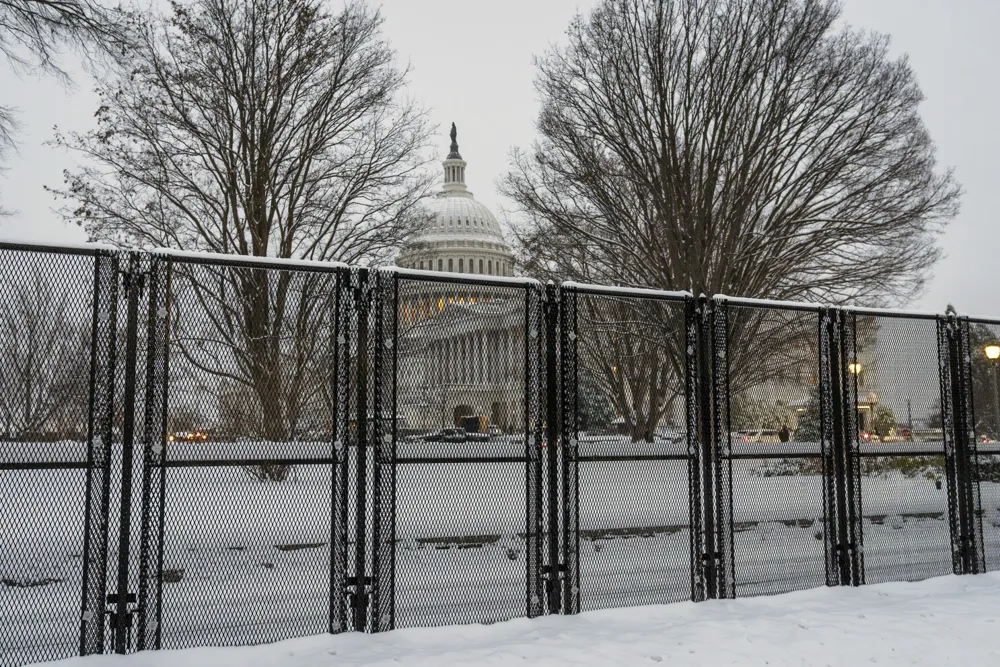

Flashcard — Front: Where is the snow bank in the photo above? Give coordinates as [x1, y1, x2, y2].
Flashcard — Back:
[33, 573, 1000, 667]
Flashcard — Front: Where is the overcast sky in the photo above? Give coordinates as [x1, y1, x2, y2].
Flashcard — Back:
[1, 0, 997, 315]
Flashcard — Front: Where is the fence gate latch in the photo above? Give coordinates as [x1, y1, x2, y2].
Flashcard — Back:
[105, 592, 138, 648]
[345, 576, 373, 611]
[542, 563, 566, 609]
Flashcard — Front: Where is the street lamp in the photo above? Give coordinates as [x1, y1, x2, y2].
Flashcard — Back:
[848, 362, 864, 391]
[984, 344, 1000, 440]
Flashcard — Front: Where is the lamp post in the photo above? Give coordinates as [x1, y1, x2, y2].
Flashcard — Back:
[985, 344, 1000, 439]
[848, 362, 864, 431]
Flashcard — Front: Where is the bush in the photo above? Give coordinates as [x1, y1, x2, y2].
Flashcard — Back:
[241, 462, 294, 482]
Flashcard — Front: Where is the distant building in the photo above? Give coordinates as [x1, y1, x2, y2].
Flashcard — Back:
[394, 125, 526, 433]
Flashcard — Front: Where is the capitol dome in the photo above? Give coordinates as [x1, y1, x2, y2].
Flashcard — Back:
[395, 124, 514, 277]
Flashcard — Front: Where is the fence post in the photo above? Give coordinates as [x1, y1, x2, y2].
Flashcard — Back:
[695, 296, 718, 597]
[955, 317, 986, 573]
[525, 283, 546, 619]
[542, 283, 562, 613]
[352, 268, 371, 631]
[939, 315, 966, 575]
[710, 299, 734, 599]
[826, 309, 854, 586]
[368, 269, 397, 632]
[79, 250, 120, 656]
[819, 309, 839, 586]
[835, 310, 865, 586]
[684, 298, 705, 601]
[109, 252, 146, 654]
[330, 267, 350, 633]
[558, 284, 580, 614]
[941, 314, 986, 574]
[135, 255, 170, 651]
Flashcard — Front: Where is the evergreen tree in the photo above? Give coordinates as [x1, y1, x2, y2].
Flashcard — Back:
[794, 385, 822, 442]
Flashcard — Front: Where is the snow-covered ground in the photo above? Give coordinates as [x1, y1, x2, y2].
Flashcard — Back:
[30, 572, 1000, 666]
[5, 444, 1000, 664]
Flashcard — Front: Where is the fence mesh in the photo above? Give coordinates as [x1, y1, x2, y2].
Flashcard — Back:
[563, 288, 692, 611]
[4, 244, 1000, 662]
[0, 247, 110, 666]
[720, 304, 829, 597]
[384, 273, 542, 628]
[155, 258, 344, 649]
[850, 314, 953, 584]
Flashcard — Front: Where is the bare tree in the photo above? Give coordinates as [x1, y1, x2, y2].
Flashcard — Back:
[50, 0, 432, 469]
[574, 294, 684, 441]
[505, 0, 959, 435]
[1, 0, 127, 208]
[0, 276, 90, 439]
[52, 0, 432, 262]
[1, 1, 123, 74]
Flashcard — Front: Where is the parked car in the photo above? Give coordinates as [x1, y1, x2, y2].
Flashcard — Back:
[422, 428, 467, 443]
[733, 430, 780, 444]
[654, 427, 685, 444]
[167, 430, 208, 443]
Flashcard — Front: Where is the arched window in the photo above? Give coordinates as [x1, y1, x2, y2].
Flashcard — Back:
[479, 259, 484, 273]
[488, 260, 493, 275]
[458, 258, 464, 272]
[438, 259, 443, 271]
[419, 260, 424, 270]
[448, 258, 453, 272]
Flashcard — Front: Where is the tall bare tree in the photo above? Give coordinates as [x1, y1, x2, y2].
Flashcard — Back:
[1, 0, 126, 208]
[0, 275, 91, 439]
[505, 0, 960, 436]
[50, 0, 432, 461]
[52, 0, 431, 261]
[1, 1, 122, 75]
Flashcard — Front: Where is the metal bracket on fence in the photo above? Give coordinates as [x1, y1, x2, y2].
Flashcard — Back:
[542, 563, 566, 611]
[344, 575, 373, 622]
[105, 592, 138, 651]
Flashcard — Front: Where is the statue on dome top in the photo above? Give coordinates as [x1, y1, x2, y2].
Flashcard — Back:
[448, 122, 462, 159]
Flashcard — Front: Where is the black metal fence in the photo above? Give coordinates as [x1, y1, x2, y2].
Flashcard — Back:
[3, 241, 999, 665]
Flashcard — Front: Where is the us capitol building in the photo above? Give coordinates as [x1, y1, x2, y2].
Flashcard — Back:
[393, 125, 527, 434]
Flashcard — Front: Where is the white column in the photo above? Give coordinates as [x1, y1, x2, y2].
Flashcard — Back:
[435, 341, 442, 384]
[467, 334, 473, 384]
[479, 331, 486, 384]
[462, 335, 469, 384]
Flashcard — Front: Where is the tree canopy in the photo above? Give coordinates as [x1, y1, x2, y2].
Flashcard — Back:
[505, 0, 960, 306]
